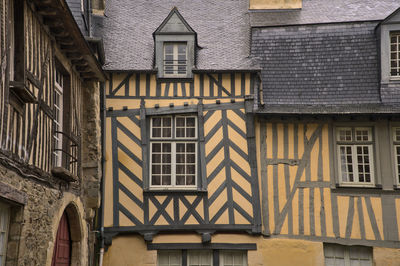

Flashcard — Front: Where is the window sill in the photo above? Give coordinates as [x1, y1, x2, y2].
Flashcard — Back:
[336, 183, 378, 188]
[144, 189, 207, 195]
[51, 167, 78, 183]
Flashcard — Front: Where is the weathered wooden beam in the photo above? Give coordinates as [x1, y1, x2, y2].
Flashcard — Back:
[76, 65, 91, 72]
[66, 52, 83, 60]
[43, 18, 63, 28]
[57, 38, 74, 46]
[60, 44, 78, 52]
[37, 7, 58, 16]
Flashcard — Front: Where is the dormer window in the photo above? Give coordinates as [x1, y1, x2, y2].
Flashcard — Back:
[154, 7, 197, 79]
[164, 43, 187, 76]
[390, 32, 400, 77]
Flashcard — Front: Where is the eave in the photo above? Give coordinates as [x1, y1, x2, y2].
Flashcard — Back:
[32, 0, 106, 82]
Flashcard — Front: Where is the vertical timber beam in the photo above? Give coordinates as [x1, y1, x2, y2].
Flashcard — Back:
[245, 97, 262, 233]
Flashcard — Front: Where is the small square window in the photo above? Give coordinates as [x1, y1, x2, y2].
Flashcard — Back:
[336, 127, 375, 186]
[188, 251, 212, 266]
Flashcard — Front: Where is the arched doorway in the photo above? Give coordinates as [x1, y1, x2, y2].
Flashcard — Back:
[51, 212, 71, 266]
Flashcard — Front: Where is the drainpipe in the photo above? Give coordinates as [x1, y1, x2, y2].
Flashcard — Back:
[98, 80, 106, 266]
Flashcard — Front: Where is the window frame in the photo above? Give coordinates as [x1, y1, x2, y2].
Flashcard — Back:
[187, 250, 213, 266]
[149, 115, 198, 190]
[158, 250, 182, 266]
[163, 42, 188, 78]
[392, 126, 400, 187]
[390, 31, 400, 79]
[333, 126, 377, 187]
[219, 251, 247, 266]
[324, 243, 372, 266]
[0, 201, 10, 266]
[53, 68, 64, 168]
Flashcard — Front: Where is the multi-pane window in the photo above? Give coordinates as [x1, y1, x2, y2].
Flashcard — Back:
[390, 32, 400, 77]
[150, 115, 197, 189]
[336, 127, 374, 185]
[220, 251, 247, 266]
[0, 202, 10, 266]
[158, 251, 182, 266]
[188, 251, 212, 266]
[53, 69, 64, 167]
[393, 127, 400, 185]
[164, 43, 187, 76]
[324, 244, 372, 266]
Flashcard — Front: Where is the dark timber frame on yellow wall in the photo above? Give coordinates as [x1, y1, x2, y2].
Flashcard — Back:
[103, 71, 262, 245]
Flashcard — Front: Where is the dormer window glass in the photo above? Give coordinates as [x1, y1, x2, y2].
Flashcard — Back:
[164, 43, 187, 76]
[390, 32, 400, 77]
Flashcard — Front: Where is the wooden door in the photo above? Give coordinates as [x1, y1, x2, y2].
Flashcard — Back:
[51, 212, 71, 266]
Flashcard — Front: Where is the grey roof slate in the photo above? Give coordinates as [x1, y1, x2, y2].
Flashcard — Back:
[252, 22, 384, 105]
[98, 0, 257, 71]
[256, 104, 400, 114]
[250, 0, 400, 27]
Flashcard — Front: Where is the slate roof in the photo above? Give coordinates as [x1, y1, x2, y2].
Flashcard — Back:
[250, 0, 400, 27]
[251, 1, 400, 111]
[97, 0, 257, 71]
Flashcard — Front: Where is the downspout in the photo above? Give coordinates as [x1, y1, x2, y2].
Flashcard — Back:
[98, 80, 106, 266]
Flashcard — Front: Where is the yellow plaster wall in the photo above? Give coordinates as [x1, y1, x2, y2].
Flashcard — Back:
[374, 247, 400, 266]
[104, 234, 327, 266]
[249, 0, 302, 10]
[103, 235, 157, 266]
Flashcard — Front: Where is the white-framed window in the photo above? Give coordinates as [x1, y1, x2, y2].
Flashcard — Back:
[220, 251, 247, 266]
[158, 251, 182, 266]
[150, 115, 197, 189]
[0, 202, 10, 266]
[164, 43, 187, 77]
[53, 68, 64, 167]
[324, 244, 372, 266]
[336, 127, 375, 186]
[390, 32, 400, 78]
[188, 251, 212, 266]
[393, 127, 400, 185]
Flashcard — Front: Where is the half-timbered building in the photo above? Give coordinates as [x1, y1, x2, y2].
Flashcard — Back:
[99, 1, 263, 265]
[251, 0, 400, 265]
[0, 0, 104, 264]
[98, 0, 400, 265]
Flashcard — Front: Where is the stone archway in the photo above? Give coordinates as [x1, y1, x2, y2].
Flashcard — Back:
[51, 203, 83, 266]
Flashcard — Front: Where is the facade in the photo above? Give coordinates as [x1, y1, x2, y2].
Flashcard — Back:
[251, 0, 400, 265]
[0, 0, 104, 265]
[98, 0, 400, 266]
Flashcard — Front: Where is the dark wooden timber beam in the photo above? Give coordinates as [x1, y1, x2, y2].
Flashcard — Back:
[60, 45, 78, 52]
[66, 52, 83, 60]
[37, 7, 58, 16]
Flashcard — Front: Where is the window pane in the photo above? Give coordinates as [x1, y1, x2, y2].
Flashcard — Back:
[187, 128, 196, 138]
[176, 117, 185, 127]
[176, 165, 185, 175]
[176, 176, 185, 185]
[163, 143, 171, 152]
[152, 165, 161, 174]
[176, 128, 185, 138]
[152, 154, 161, 163]
[152, 143, 161, 152]
[177, 143, 185, 152]
[187, 176, 195, 185]
[153, 117, 161, 127]
[187, 143, 195, 152]
[162, 154, 171, 163]
[162, 175, 171, 185]
[165, 44, 173, 54]
[152, 175, 161, 185]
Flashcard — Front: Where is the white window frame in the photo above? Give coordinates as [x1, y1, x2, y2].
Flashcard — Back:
[158, 251, 182, 266]
[336, 127, 375, 187]
[324, 244, 372, 266]
[390, 32, 400, 78]
[393, 127, 400, 187]
[0, 202, 10, 266]
[53, 69, 64, 167]
[163, 42, 187, 77]
[219, 251, 247, 266]
[188, 251, 213, 266]
[150, 115, 198, 190]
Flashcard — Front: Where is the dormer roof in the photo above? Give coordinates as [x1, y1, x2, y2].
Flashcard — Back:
[154, 7, 195, 35]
